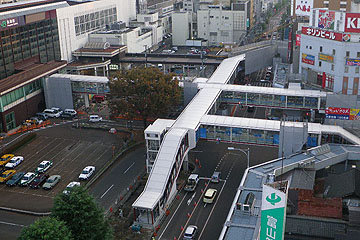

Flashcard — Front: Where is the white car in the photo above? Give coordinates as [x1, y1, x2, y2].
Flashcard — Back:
[63, 181, 80, 195]
[184, 225, 198, 239]
[5, 156, 24, 168]
[79, 166, 95, 180]
[36, 160, 53, 173]
[20, 172, 37, 186]
[64, 109, 77, 116]
[43, 109, 60, 118]
[89, 115, 102, 122]
[51, 107, 63, 115]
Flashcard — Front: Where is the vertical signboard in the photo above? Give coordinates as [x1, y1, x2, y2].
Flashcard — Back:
[318, 10, 335, 30]
[260, 185, 286, 240]
[295, 34, 301, 46]
[295, 0, 313, 17]
[345, 13, 360, 33]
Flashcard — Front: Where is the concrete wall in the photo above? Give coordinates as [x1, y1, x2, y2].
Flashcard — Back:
[44, 76, 73, 110]
[172, 12, 191, 46]
[244, 44, 277, 75]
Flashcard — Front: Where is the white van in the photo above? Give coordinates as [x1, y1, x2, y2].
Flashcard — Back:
[43, 109, 60, 118]
[89, 115, 102, 122]
[211, 172, 221, 183]
[184, 174, 199, 191]
[64, 109, 77, 116]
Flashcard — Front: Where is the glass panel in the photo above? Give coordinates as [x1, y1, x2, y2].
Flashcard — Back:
[273, 95, 286, 107]
[247, 93, 260, 105]
[304, 97, 318, 109]
[287, 96, 303, 108]
[259, 94, 273, 106]
[233, 92, 246, 104]
[320, 97, 326, 110]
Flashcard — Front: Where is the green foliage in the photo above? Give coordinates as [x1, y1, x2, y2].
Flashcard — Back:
[109, 67, 182, 127]
[52, 186, 113, 240]
[19, 216, 72, 240]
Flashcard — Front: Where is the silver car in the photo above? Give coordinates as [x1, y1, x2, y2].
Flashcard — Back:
[43, 175, 61, 190]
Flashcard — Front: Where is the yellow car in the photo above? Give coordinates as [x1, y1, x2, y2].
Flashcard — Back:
[0, 154, 15, 167]
[0, 170, 16, 183]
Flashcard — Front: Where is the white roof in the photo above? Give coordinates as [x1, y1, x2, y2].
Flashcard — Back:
[145, 119, 176, 133]
[133, 128, 188, 209]
[199, 83, 327, 98]
[172, 88, 221, 130]
[49, 74, 109, 83]
[206, 54, 245, 84]
[200, 115, 360, 144]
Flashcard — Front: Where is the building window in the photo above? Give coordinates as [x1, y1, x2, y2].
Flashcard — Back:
[333, 49, 336, 55]
[309, 46, 312, 49]
[331, 65, 334, 71]
[5, 112, 16, 131]
[346, 51, 350, 57]
[357, 52, 360, 58]
[345, 66, 349, 73]
[356, 67, 359, 74]
[319, 61, 322, 67]
[320, 46, 323, 52]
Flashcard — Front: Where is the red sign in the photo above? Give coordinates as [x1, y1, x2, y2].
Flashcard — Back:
[318, 10, 335, 30]
[301, 27, 343, 41]
[345, 13, 360, 33]
[325, 107, 350, 115]
[296, 34, 301, 46]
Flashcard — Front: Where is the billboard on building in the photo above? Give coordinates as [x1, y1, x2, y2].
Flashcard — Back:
[296, 34, 301, 46]
[346, 58, 360, 66]
[350, 109, 360, 120]
[345, 13, 360, 33]
[318, 10, 335, 30]
[260, 184, 287, 240]
[0, 16, 25, 30]
[302, 53, 315, 65]
[301, 27, 343, 41]
[319, 53, 334, 63]
[295, 0, 313, 17]
[325, 107, 350, 120]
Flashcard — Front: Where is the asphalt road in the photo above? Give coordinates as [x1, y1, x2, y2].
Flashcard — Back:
[0, 210, 39, 239]
[89, 146, 146, 212]
[157, 141, 278, 240]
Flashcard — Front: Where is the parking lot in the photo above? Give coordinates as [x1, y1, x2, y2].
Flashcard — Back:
[0, 121, 124, 212]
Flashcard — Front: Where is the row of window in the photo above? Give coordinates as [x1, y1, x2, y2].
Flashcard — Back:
[1, 79, 42, 107]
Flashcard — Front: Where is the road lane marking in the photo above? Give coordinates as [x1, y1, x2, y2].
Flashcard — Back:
[100, 184, 114, 199]
[187, 192, 196, 206]
[158, 192, 188, 240]
[0, 221, 25, 227]
[198, 180, 227, 239]
[123, 162, 135, 174]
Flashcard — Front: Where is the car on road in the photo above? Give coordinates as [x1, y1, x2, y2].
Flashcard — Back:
[63, 181, 80, 195]
[35, 112, 48, 121]
[5, 156, 24, 168]
[79, 166, 95, 180]
[184, 174, 199, 191]
[89, 115, 102, 122]
[247, 106, 255, 113]
[20, 172, 37, 186]
[30, 117, 43, 125]
[43, 109, 60, 118]
[43, 175, 61, 190]
[51, 107, 63, 115]
[36, 160, 53, 173]
[0, 169, 16, 183]
[211, 172, 221, 183]
[203, 188, 218, 204]
[183, 225, 198, 239]
[29, 174, 49, 188]
[60, 112, 76, 119]
[64, 109, 77, 116]
[0, 154, 15, 167]
[6, 172, 25, 187]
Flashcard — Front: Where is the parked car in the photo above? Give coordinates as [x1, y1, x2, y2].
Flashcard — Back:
[79, 166, 95, 180]
[36, 160, 53, 173]
[183, 225, 198, 239]
[20, 172, 37, 186]
[0, 170, 16, 183]
[51, 107, 63, 115]
[0, 154, 15, 167]
[43, 109, 60, 118]
[60, 113, 75, 119]
[64, 109, 77, 116]
[30, 117, 43, 125]
[6, 172, 25, 187]
[29, 174, 49, 188]
[89, 115, 102, 122]
[35, 112, 48, 121]
[5, 156, 24, 168]
[203, 188, 217, 204]
[43, 175, 61, 190]
[63, 181, 80, 195]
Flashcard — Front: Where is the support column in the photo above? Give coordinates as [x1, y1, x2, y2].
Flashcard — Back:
[103, 66, 106, 76]
[94, 67, 98, 76]
[183, 153, 189, 171]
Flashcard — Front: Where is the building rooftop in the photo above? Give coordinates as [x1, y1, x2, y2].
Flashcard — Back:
[49, 74, 108, 83]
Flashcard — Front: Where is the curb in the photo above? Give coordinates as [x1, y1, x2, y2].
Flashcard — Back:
[0, 206, 51, 216]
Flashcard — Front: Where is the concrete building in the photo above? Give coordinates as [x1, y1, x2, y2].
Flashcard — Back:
[56, 0, 136, 62]
[197, 2, 249, 46]
[292, 0, 360, 17]
[299, 8, 360, 95]
[172, 11, 193, 46]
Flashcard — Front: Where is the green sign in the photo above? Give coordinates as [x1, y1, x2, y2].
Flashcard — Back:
[260, 184, 286, 240]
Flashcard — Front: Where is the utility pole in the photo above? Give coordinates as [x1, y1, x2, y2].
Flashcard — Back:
[144, 45, 148, 68]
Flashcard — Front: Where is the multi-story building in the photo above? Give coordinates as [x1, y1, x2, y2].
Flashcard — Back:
[299, 8, 360, 95]
[197, 2, 249, 46]
[0, 0, 67, 132]
[292, 0, 360, 17]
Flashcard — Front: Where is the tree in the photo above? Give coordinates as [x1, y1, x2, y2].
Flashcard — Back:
[52, 186, 113, 240]
[109, 67, 181, 128]
[19, 216, 73, 240]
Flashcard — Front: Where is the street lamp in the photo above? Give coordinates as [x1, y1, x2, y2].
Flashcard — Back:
[228, 146, 250, 169]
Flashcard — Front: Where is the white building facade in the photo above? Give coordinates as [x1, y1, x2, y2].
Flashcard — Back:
[299, 9, 360, 95]
[56, 0, 136, 62]
[172, 11, 193, 46]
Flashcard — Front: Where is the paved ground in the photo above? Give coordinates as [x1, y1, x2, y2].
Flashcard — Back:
[0, 121, 125, 213]
[157, 140, 278, 240]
